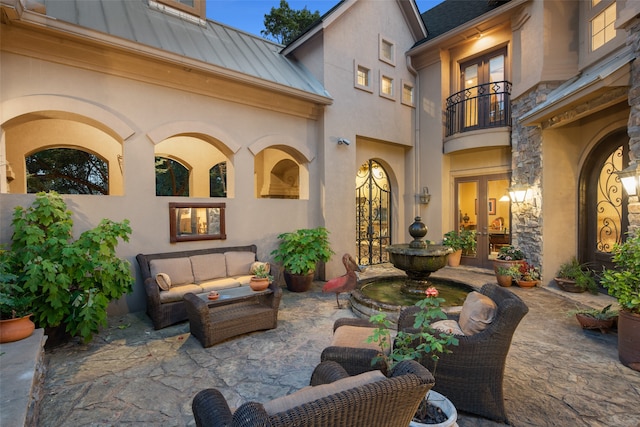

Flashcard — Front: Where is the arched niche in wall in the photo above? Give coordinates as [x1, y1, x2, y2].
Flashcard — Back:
[154, 135, 231, 198]
[254, 147, 310, 199]
[3, 118, 125, 195]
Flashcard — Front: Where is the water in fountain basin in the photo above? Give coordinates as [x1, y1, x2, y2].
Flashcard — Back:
[360, 277, 471, 307]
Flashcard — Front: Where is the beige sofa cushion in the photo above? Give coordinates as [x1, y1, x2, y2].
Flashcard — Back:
[199, 278, 242, 293]
[225, 251, 256, 276]
[263, 369, 386, 415]
[331, 325, 390, 354]
[234, 275, 254, 286]
[150, 258, 194, 287]
[159, 284, 202, 303]
[432, 319, 465, 336]
[190, 253, 227, 283]
[458, 291, 497, 335]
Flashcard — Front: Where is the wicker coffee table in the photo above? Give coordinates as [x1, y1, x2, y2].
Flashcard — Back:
[183, 283, 282, 348]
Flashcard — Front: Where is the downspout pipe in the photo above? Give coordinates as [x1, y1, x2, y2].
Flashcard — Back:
[407, 54, 420, 219]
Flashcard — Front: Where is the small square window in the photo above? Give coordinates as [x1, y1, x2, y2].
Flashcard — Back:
[380, 74, 394, 100]
[379, 35, 395, 66]
[354, 61, 373, 92]
[401, 80, 414, 107]
[591, 2, 616, 51]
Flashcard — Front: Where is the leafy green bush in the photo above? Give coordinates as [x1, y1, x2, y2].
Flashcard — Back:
[271, 227, 334, 275]
[601, 233, 640, 314]
[555, 257, 597, 294]
[443, 229, 476, 253]
[8, 192, 133, 341]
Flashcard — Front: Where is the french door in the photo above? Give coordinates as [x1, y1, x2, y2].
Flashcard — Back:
[455, 174, 511, 268]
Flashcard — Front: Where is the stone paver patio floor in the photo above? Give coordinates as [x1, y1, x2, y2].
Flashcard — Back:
[38, 266, 640, 426]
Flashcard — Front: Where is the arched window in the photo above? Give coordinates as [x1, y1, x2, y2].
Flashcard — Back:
[26, 148, 108, 194]
[209, 162, 227, 197]
[155, 157, 190, 196]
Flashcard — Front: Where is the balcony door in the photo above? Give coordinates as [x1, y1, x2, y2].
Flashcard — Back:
[461, 48, 507, 131]
[455, 174, 511, 268]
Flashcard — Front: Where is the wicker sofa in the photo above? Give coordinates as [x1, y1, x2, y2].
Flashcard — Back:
[192, 359, 435, 427]
[136, 245, 264, 329]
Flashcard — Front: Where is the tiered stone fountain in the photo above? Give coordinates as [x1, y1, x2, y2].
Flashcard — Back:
[350, 217, 472, 323]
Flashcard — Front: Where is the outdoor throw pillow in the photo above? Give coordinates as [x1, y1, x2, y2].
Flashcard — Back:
[263, 369, 386, 415]
[156, 273, 171, 291]
[432, 319, 465, 336]
[458, 291, 497, 335]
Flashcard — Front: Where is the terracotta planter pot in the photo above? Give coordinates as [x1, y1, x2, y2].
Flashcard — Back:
[447, 250, 463, 267]
[554, 277, 586, 293]
[516, 279, 539, 288]
[618, 310, 640, 372]
[493, 259, 526, 273]
[249, 277, 270, 291]
[575, 313, 616, 333]
[0, 314, 35, 343]
[284, 271, 314, 292]
[495, 274, 513, 287]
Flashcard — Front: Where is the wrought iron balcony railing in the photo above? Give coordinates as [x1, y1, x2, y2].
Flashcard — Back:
[445, 81, 512, 137]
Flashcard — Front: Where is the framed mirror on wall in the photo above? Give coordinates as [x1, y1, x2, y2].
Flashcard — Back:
[169, 202, 226, 243]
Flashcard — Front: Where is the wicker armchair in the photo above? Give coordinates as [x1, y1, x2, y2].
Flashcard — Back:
[320, 317, 390, 376]
[192, 359, 435, 427]
[398, 283, 529, 424]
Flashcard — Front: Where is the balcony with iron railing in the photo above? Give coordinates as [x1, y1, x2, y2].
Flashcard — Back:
[445, 81, 512, 137]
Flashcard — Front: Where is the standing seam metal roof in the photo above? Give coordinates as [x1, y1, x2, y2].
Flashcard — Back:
[41, 0, 331, 100]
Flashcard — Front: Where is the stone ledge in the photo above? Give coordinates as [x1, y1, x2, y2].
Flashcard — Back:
[0, 329, 47, 427]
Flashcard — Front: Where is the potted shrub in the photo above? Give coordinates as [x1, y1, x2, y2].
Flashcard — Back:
[0, 250, 35, 343]
[495, 265, 519, 287]
[249, 263, 273, 292]
[601, 233, 640, 371]
[6, 192, 134, 344]
[554, 257, 598, 294]
[568, 304, 618, 334]
[493, 245, 526, 283]
[271, 227, 335, 292]
[515, 262, 541, 288]
[443, 230, 476, 267]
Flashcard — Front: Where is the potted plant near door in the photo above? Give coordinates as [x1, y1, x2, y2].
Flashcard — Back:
[271, 227, 335, 292]
[443, 230, 476, 267]
[493, 245, 525, 282]
[601, 233, 640, 372]
[495, 265, 519, 287]
[568, 304, 618, 334]
[0, 250, 35, 343]
[554, 258, 598, 294]
[515, 262, 541, 288]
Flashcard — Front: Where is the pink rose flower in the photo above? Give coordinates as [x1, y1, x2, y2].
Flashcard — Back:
[425, 287, 439, 298]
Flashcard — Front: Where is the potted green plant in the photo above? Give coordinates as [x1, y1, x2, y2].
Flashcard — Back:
[493, 245, 526, 283]
[249, 263, 273, 291]
[443, 230, 476, 267]
[271, 227, 335, 292]
[495, 265, 519, 287]
[368, 287, 459, 426]
[6, 192, 134, 344]
[567, 304, 618, 333]
[601, 233, 640, 371]
[0, 250, 35, 343]
[554, 257, 598, 294]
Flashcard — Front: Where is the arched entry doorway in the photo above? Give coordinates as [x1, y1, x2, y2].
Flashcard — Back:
[356, 160, 392, 265]
[579, 129, 630, 275]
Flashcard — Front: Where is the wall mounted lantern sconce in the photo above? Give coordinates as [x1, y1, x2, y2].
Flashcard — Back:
[508, 184, 529, 204]
[418, 187, 431, 205]
[616, 161, 639, 196]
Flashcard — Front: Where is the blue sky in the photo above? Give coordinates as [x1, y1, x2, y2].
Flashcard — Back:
[205, 0, 444, 38]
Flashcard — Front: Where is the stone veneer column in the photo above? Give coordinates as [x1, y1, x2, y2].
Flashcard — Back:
[509, 84, 560, 267]
[625, 16, 640, 236]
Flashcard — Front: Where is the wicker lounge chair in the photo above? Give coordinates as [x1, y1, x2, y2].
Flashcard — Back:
[192, 359, 435, 427]
[398, 283, 529, 424]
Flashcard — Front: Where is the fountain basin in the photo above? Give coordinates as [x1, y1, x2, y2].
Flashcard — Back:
[386, 243, 454, 295]
[350, 275, 473, 325]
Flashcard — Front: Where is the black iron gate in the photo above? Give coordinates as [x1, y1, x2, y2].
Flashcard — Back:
[356, 160, 391, 265]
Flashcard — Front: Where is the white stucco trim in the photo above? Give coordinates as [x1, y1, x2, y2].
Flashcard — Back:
[0, 94, 135, 142]
[146, 121, 241, 155]
[249, 135, 315, 163]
